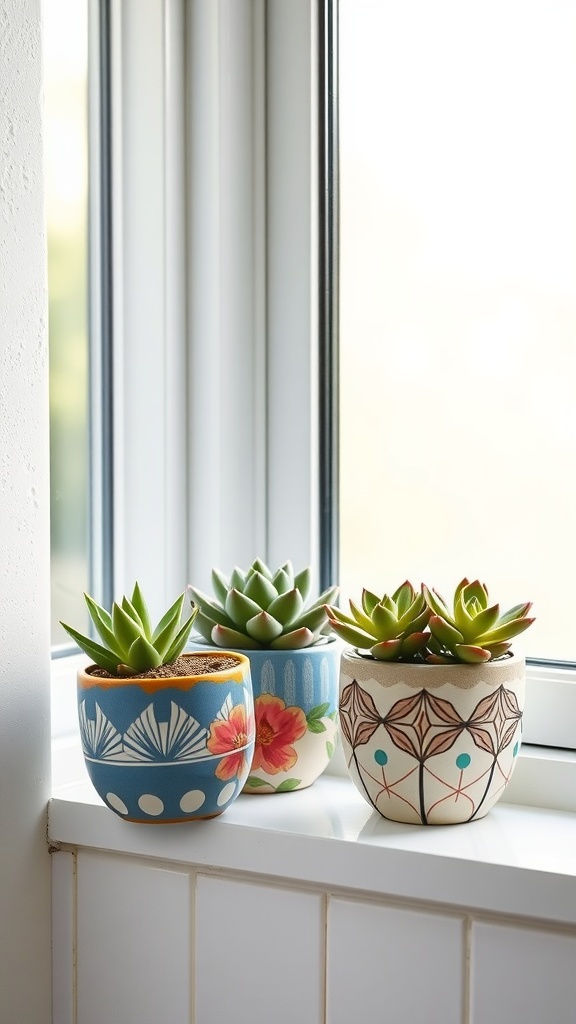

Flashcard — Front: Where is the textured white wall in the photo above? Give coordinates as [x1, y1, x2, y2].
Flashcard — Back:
[0, 0, 52, 1019]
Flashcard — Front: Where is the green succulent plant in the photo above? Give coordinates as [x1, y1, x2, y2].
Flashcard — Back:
[60, 582, 198, 676]
[422, 578, 534, 664]
[325, 581, 431, 661]
[188, 557, 339, 650]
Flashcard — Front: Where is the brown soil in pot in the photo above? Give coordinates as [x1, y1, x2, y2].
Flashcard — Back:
[88, 653, 242, 680]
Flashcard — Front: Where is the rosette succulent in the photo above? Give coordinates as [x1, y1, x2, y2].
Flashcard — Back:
[325, 581, 431, 661]
[60, 582, 198, 676]
[422, 578, 534, 664]
[188, 558, 338, 650]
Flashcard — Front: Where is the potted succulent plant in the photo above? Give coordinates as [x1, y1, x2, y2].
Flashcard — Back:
[60, 583, 254, 823]
[325, 579, 534, 825]
[188, 558, 339, 793]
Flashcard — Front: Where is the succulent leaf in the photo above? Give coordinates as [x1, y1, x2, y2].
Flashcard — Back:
[61, 584, 196, 676]
[191, 559, 336, 650]
[325, 616, 375, 648]
[245, 611, 284, 644]
[370, 639, 403, 661]
[131, 582, 153, 640]
[293, 566, 311, 602]
[393, 581, 416, 617]
[370, 602, 400, 642]
[225, 588, 264, 629]
[269, 627, 316, 650]
[362, 589, 380, 616]
[267, 588, 303, 627]
[453, 644, 492, 664]
[244, 571, 278, 610]
[211, 568, 230, 606]
[349, 598, 375, 634]
[211, 624, 262, 649]
[421, 584, 452, 623]
[477, 617, 535, 645]
[429, 615, 465, 648]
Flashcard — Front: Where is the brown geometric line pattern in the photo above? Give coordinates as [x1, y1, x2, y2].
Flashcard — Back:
[340, 680, 522, 762]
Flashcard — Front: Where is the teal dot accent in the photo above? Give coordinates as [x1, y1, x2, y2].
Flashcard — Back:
[456, 753, 471, 770]
[374, 749, 388, 766]
[513, 742, 519, 757]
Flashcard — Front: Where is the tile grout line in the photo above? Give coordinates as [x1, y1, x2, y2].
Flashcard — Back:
[463, 913, 473, 1024]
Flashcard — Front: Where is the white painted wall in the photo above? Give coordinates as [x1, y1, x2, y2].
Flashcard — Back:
[0, 0, 52, 1019]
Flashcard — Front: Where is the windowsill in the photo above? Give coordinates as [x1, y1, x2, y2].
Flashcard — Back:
[49, 737, 576, 928]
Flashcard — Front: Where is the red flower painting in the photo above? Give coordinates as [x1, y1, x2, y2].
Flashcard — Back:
[207, 704, 253, 781]
[251, 694, 307, 775]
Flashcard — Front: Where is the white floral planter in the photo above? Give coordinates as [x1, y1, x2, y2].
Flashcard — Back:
[339, 650, 525, 825]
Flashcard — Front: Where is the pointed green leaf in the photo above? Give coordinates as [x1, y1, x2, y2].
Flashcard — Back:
[453, 644, 492, 664]
[244, 571, 278, 609]
[468, 602, 500, 639]
[290, 604, 330, 635]
[269, 627, 316, 650]
[279, 561, 295, 587]
[163, 612, 197, 663]
[193, 610, 220, 642]
[370, 638, 403, 661]
[187, 588, 234, 629]
[326, 618, 374, 648]
[59, 622, 121, 674]
[84, 595, 125, 659]
[462, 579, 489, 611]
[130, 582, 153, 640]
[429, 615, 465, 648]
[121, 597, 146, 635]
[211, 568, 230, 606]
[400, 631, 430, 658]
[245, 611, 284, 644]
[305, 584, 339, 613]
[482, 641, 511, 661]
[293, 566, 311, 602]
[126, 635, 162, 672]
[271, 568, 293, 595]
[362, 588, 380, 615]
[267, 588, 303, 627]
[477, 617, 535, 645]
[349, 598, 375, 634]
[112, 602, 142, 658]
[453, 587, 475, 636]
[251, 557, 274, 580]
[422, 584, 452, 623]
[325, 605, 359, 628]
[370, 602, 400, 642]
[230, 566, 247, 590]
[226, 588, 266, 629]
[211, 624, 263, 650]
[84, 594, 112, 630]
[498, 601, 533, 625]
[392, 581, 416, 616]
[326, 741, 334, 759]
[150, 593, 185, 642]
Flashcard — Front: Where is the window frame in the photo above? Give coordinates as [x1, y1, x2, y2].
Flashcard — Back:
[50, 0, 576, 767]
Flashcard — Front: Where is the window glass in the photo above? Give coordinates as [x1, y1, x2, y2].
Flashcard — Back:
[339, 0, 576, 662]
[44, 0, 90, 644]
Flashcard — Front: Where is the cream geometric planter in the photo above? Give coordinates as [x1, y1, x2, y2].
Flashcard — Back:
[339, 649, 525, 825]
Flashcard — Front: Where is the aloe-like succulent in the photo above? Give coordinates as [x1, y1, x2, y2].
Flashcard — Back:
[325, 581, 431, 661]
[422, 578, 534, 664]
[60, 582, 198, 676]
[188, 558, 339, 650]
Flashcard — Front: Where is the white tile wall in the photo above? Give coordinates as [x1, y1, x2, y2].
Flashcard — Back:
[326, 897, 465, 1024]
[471, 920, 576, 1024]
[195, 875, 324, 1024]
[53, 849, 576, 1024]
[76, 851, 191, 1024]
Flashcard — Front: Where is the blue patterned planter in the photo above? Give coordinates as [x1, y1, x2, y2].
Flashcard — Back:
[77, 651, 254, 823]
[339, 650, 525, 825]
[191, 638, 339, 793]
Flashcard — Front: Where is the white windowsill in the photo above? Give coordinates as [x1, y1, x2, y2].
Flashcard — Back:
[49, 737, 576, 928]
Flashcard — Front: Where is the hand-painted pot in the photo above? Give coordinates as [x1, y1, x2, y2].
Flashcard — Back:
[339, 650, 525, 825]
[189, 638, 339, 793]
[77, 651, 254, 823]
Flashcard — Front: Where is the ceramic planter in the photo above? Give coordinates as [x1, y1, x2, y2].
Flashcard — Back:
[77, 651, 254, 823]
[339, 649, 525, 825]
[190, 638, 340, 793]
